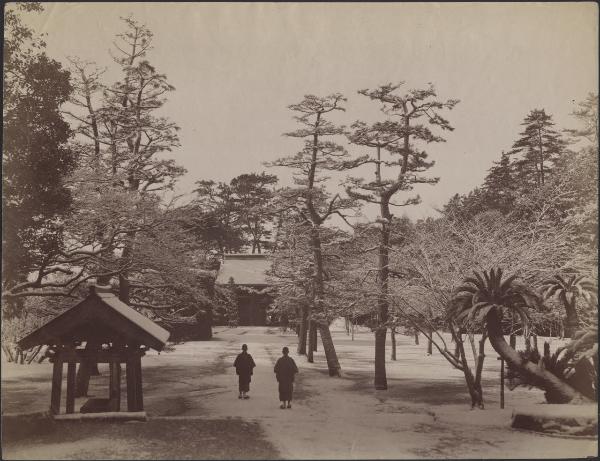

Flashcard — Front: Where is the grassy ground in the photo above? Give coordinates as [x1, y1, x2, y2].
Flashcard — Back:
[2, 414, 279, 460]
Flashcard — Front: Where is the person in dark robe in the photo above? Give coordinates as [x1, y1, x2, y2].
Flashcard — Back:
[274, 346, 298, 409]
[233, 344, 256, 399]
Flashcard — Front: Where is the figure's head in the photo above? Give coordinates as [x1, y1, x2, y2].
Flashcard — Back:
[242, 344, 248, 351]
[282, 347, 289, 355]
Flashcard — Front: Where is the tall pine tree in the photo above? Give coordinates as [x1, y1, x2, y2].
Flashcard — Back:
[347, 83, 458, 390]
[268, 94, 360, 376]
[509, 109, 566, 187]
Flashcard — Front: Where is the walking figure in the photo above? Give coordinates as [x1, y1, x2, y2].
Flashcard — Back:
[234, 344, 256, 399]
[274, 346, 298, 409]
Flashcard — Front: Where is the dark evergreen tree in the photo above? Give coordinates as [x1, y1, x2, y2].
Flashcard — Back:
[2, 4, 76, 305]
[481, 151, 516, 213]
[230, 172, 278, 253]
[509, 109, 566, 187]
[191, 180, 245, 253]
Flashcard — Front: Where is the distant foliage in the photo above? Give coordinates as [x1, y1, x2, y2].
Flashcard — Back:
[2, 4, 76, 304]
[188, 172, 278, 254]
[440, 96, 598, 335]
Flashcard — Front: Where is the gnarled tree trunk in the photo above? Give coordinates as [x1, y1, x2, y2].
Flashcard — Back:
[487, 310, 589, 403]
[309, 227, 341, 376]
[319, 322, 341, 376]
[450, 326, 485, 408]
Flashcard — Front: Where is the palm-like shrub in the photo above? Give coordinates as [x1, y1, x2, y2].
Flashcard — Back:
[541, 274, 596, 338]
[450, 268, 591, 403]
[449, 268, 542, 334]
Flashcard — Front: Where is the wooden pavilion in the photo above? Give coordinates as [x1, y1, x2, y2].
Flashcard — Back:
[18, 285, 170, 417]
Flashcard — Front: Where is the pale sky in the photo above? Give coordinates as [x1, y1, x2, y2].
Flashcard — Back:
[15, 2, 599, 220]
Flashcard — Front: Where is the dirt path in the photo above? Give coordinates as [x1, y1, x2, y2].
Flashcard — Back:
[147, 327, 597, 459]
[2, 326, 597, 459]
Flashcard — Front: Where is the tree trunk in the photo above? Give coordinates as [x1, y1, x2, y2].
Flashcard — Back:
[308, 227, 341, 375]
[390, 327, 397, 361]
[474, 335, 487, 396]
[76, 360, 91, 397]
[414, 330, 419, 345]
[426, 306, 434, 355]
[319, 322, 341, 377]
[307, 320, 315, 363]
[374, 327, 387, 389]
[453, 329, 484, 408]
[118, 227, 135, 305]
[119, 273, 130, 305]
[297, 306, 308, 355]
[487, 310, 589, 403]
[427, 332, 433, 356]
[2, 345, 15, 362]
[311, 323, 318, 351]
[75, 342, 100, 397]
[563, 300, 580, 339]
[374, 202, 391, 390]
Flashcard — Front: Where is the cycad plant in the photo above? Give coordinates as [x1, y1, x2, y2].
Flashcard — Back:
[450, 268, 591, 403]
[542, 274, 596, 338]
[507, 319, 598, 403]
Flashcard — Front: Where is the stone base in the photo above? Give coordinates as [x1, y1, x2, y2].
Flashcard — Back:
[512, 404, 598, 437]
[53, 411, 147, 422]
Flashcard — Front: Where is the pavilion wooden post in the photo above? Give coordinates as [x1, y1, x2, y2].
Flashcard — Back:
[66, 361, 77, 414]
[50, 356, 63, 415]
[109, 361, 121, 412]
[126, 355, 137, 411]
[126, 347, 144, 411]
[134, 354, 144, 411]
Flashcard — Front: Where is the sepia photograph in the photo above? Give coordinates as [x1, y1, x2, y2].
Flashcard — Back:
[1, 2, 598, 459]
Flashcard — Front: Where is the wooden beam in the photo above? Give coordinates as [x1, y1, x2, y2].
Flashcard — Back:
[51, 349, 144, 364]
[66, 362, 76, 414]
[50, 360, 63, 415]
